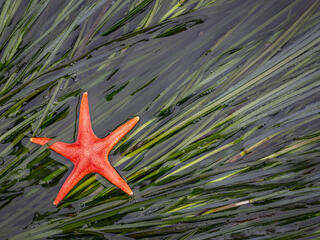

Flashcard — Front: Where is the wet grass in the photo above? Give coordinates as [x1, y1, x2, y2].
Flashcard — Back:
[0, 0, 320, 239]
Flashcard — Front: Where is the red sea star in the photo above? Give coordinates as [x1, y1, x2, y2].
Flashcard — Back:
[30, 92, 139, 205]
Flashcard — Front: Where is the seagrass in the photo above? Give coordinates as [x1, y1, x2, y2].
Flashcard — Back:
[0, 0, 319, 239]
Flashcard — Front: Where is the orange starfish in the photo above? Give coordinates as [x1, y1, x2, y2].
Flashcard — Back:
[30, 92, 139, 205]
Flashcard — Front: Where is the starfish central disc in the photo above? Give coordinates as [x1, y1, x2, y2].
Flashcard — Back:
[30, 92, 139, 205]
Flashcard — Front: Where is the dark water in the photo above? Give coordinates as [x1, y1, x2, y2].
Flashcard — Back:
[0, 0, 320, 239]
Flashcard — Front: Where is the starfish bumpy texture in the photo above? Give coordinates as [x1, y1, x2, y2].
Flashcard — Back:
[30, 92, 139, 205]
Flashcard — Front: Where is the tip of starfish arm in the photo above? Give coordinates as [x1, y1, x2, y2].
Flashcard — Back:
[134, 116, 140, 121]
[30, 138, 34, 142]
[83, 91, 88, 96]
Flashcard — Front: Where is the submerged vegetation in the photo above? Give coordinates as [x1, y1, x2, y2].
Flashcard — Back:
[0, 0, 320, 239]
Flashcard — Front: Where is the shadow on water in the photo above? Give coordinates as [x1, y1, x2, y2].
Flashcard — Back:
[0, 0, 320, 239]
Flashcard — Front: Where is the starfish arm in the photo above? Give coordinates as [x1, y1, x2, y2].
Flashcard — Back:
[104, 116, 139, 154]
[97, 162, 133, 196]
[77, 92, 94, 140]
[30, 137, 52, 145]
[54, 166, 88, 205]
[30, 137, 79, 162]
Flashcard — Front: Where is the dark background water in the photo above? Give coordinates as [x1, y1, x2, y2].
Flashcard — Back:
[0, 0, 320, 239]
